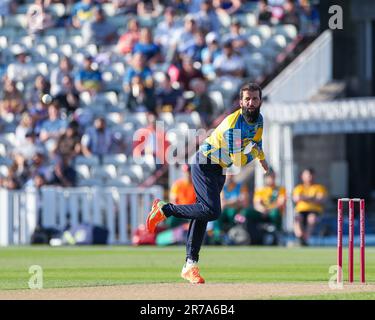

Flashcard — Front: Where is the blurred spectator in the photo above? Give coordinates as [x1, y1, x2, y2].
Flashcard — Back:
[117, 18, 140, 56]
[125, 75, 156, 113]
[50, 56, 74, 96]
[1, 176, 21, 190]
[213, 0, 243, 16]
[0, 0, 17, 16]
[25, 151, 53, 187]
[299, 0, 320, 36]
[154, 7, 183, 55]
[185, 78, 213, 127]
[122, 53, 154, 93]
[176, 55, 204, 90]
[137, 0, 163, 18]
[252, 170, 286, 233]
[223, 19, 249, 55]
[293, 168, 327, 246]
[213, 39, 245, 82]
[132, 28, 162, 65]
[193, 0, 220, 34]
[182, 29, 206, 63]
[133, 112, 170, 165]
[201, 32, 221, 80]
[50, 156, 77, 187]
[155, 73, 185, 114]
[55, 121, 82, 161]
[81, 116, 113, 158]
[7, 46, 38, 83]
[26, 75, 50, 108]
[8, 155, 29, 187]
[26, 0, 55, 36]
[0, 77, 25, 118]
[39, 101, 67, 154]
[74, 55, 103, 95]
[165, 164, 195, 228]
[29, 94, 52, 133]
[54, 76, 80, 115]
[187, 0, 204, 14]
[82, 6, 118, 47]
[0, 52, 7, 81]
[113, 0, 138, 15]
[280, 0, 300, 30]
[71, 0, 97, 29]
[15, 113, 34, 148]
[14, 129, 46, 162]
[176, 15, 198, 54]
[257, 0, 273, 25]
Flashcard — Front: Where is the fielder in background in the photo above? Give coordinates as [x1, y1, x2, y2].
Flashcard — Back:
[293, 168, 327, 246]
[252, 169, 286, 234]
[146, 83, 270, 284]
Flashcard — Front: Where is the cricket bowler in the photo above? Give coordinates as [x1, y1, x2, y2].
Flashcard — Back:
[146, 83, 270, 284]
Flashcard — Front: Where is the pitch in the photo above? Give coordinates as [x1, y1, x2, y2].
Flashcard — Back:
[0, 246, 374, 300]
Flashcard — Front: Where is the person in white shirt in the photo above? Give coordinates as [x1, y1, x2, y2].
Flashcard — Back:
[7, 46, 38, 84]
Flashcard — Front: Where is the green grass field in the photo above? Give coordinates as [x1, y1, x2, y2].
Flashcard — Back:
[0, 246, 374, 299]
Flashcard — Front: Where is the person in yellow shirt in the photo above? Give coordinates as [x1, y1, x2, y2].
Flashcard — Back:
[293, 168, 327, 246]
[253, 169, 286, 232]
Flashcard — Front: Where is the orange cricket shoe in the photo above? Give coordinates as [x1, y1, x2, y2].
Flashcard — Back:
[181, 264, 205, 284]
[146, 199, 167, 233]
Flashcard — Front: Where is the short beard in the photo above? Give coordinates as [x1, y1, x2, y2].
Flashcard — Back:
[242, 106, 260, 123]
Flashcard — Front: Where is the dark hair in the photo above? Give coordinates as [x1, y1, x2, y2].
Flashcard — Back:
[240, 83, 262, 100]
[302, 168, 315, 175]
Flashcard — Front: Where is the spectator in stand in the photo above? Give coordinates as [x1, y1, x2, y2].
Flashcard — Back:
[50, 56, 74, 96]
[50, 156, 77, 187]
[117, 18, 140, 56]
[185, 78, 213, 128]
[125, 75, 156, 113]
[82, 6, 118, 47]
[213, 0, 243, 16]
[132, 28, 162, 65]
[222, 19, 249, 55]
[113, 0, 138, 15]
[81, 116, 113, 158]
[7, 46, 38, 84]
[54, 76, 80, 115]
[55, 120, 82, 161]
[25, 150, 53, 187]
[280, 0, 300, 31]
[155, 73, 185, 114]
[176, 15, 198, 55]
[213, 39, 245, 84]
[293, 168, 327, 246]
[14, 129, 46, 163]
[1, 176, 21, 190]
[26, 74, 50, 108]
[252, 169, 286, 235]
[8, 154, 30, 187]
[182, 29, 207, 63]
[176, 55, 204, 91]
[74, 55, 103, 95]
[257, 0, 273, 25]
[133, 112, 170, 166]
[71, 0, 97, 29]
[15, 113, 34, 148]
[26, 0, 55, 36]
[0, 77, 25, 118]
[122, 52, 154, 94]
[201, 32, 221, 80]
[137, 0, 163, 18]
[39, 101, 67, 155]
[193, 0, 220, 34]
[154, 7, 183, 56]
[299, 0, 320, 36]
[0, 0, 17, 16]
[29, 94, 52, 134]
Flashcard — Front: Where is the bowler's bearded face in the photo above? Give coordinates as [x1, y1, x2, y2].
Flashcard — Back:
[240, 90, 262, 123]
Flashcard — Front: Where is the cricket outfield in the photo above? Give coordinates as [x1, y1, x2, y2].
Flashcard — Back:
[0, 246, 374, 300]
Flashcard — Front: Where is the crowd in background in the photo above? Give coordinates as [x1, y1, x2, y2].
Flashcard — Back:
[0, 0, 320, 192]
